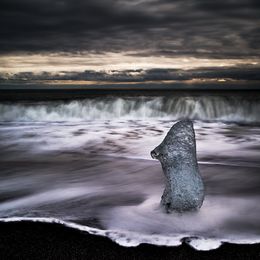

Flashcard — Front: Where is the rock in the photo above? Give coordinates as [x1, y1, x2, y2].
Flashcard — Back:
[151, 120, 204, 213]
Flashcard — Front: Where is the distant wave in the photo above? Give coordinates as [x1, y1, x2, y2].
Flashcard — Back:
[1, 217, 260, 251]
[0, 96, 259, 123]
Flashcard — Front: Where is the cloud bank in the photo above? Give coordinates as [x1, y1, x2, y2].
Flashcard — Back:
[0, 0, 260, 59]
[1, 66, 259, 82]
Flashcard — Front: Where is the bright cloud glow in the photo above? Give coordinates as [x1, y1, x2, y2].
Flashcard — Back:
[0, 52, 259, 74]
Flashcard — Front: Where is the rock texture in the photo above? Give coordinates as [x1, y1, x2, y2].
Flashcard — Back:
[151, 120, 204, 213]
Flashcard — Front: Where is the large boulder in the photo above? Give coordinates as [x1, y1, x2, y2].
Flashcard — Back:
[151, 120, 204, 213]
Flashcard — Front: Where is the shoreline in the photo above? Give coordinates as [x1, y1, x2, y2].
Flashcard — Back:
[0, 221, 260, 259]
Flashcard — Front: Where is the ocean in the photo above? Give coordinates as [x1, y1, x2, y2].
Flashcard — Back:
[0, 93, 260, 250]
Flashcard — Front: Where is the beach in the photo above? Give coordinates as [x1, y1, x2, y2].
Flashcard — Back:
[1, 0, 260, 257]
[1, 221, 260, 260]
[0, 91, 260, 258]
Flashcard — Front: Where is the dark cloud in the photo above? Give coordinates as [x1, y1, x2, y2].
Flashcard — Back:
[2, 66, 260, 82]
[0, 0, 259, 58]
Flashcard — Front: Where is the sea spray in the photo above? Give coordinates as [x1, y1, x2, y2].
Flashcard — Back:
[0, 96, 259, 123]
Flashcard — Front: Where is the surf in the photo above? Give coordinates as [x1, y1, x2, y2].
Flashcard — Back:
[0, 95, 259, 123]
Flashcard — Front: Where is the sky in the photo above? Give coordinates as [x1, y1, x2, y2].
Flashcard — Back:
[0, 0, 259, 81]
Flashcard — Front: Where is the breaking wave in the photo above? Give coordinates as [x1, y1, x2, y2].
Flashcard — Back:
[0, 96, 259, 123]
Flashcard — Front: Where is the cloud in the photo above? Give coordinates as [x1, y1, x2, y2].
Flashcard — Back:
[0, 0, 259, 59]
[2, 65, 260, 82]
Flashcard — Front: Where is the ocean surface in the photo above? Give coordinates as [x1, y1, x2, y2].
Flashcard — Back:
[0, 94, 260, 250]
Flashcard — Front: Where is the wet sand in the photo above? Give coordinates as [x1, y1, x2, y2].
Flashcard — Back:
[0, 221, 260, 260]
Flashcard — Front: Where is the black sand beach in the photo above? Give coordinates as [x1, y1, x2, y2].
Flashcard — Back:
[0, 221, 260, 260]
[1, 91, 260, 259]
[1, 0, 260, 258]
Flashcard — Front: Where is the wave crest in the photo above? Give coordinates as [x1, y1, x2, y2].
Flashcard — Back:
[0, 96, 259, 123]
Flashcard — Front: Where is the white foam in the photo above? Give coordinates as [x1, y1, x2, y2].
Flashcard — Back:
[0, 96, 259, 123]
[186, 238, 223, 250]
[1, 217, 260, 251]
[0, 186, 102, 211]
